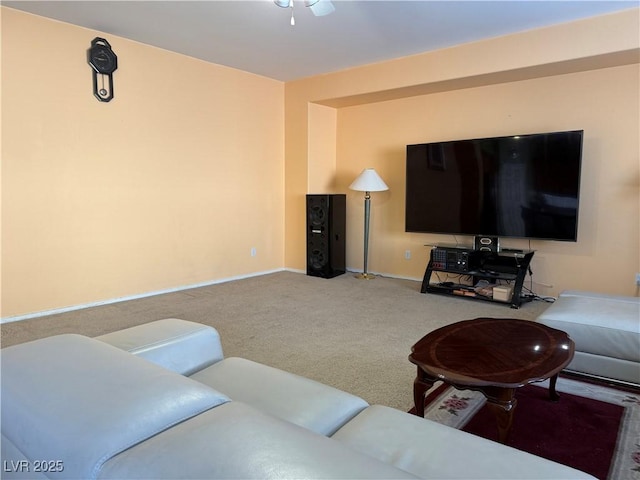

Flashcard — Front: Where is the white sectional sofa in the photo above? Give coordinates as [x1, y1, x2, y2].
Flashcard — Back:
[537, 290, 640, 386]
[1, 318, 596, 479]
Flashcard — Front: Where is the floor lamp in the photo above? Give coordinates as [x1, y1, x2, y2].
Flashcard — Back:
[349, 168, 389, 279]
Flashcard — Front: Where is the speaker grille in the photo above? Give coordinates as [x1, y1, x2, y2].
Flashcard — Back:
[309, 205, 326, 227]
[309, 248, 326, 270]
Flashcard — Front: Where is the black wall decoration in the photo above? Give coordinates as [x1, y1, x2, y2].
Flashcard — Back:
[87, 38, 118, 102]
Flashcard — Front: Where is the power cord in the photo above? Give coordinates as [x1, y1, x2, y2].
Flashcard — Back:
[521, 266, 555, 303]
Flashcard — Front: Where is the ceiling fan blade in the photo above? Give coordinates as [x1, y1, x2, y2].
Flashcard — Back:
[309, 0, 335, 16]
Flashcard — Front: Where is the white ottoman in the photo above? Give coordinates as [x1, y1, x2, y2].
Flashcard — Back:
[537, 290, 640, 386]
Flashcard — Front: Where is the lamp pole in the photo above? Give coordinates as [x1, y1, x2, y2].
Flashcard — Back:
[362, 191, 371, 278]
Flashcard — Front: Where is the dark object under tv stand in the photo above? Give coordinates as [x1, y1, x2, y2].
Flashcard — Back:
[420, 245, 535, 309]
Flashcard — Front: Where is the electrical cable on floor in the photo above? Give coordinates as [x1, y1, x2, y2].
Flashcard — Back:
[521, 266, 556, 303]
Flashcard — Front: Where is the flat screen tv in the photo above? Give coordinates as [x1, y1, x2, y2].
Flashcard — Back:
[405, 130, 583, 241]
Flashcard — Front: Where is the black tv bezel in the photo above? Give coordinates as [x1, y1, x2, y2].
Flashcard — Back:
[404, 130, 584, 242]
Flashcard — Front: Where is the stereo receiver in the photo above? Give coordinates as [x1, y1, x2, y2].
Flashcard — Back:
[431, 247, 480, 272]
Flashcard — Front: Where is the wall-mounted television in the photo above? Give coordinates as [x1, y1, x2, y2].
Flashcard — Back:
[405, 130, 583, 241]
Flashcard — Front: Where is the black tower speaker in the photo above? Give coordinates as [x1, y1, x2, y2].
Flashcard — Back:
[306, 194, 346, 278]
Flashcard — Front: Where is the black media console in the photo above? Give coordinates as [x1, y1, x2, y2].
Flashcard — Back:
[421, 244, 535, 309]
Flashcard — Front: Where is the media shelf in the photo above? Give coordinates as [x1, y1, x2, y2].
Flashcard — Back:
[420, 244, 535, 309]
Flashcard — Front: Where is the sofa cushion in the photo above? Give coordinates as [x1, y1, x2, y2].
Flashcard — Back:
[332, 405, 596, 479]
[1, 334, 229, 480]
[96, 318, 223, 375]
[190, 356, 369, 435]
[99, 401, 417, 479]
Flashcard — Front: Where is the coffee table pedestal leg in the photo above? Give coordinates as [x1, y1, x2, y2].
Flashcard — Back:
[484, 387, 517, 444]
[413, 368, 436, 417]
[549, 373, 561, 401]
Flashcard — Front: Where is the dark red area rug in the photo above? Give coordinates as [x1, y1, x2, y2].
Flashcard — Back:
[412, 377, 640, 480]
[464, 384, 621, 479]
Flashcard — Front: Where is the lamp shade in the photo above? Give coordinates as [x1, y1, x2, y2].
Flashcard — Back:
[349, 168, 389, 192]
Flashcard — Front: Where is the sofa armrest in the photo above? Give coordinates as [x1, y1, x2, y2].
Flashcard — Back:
[96, 318, 223, 375]
[191, 357, 369, 435]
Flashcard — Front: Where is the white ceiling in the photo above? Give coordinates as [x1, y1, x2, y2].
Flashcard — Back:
[5, 0, 638, 81]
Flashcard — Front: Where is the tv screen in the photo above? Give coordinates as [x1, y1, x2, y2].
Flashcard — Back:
[405, 130, 583, 241]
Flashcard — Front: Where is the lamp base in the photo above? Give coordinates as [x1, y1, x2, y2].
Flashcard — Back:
[354, 272, 377, 280]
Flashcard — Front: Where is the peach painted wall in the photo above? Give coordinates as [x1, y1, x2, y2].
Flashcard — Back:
[336, 65, 639, 297]
[307, 104, 337, 194]
[1, 8, 285, 318]
[285, 9, 640, 297]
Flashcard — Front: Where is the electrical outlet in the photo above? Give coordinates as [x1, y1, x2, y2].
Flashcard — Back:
[405, 250, 411, 260]
[636, 273, 640, 286]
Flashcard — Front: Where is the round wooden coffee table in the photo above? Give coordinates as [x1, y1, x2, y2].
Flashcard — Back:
[409, 317, 575, 444]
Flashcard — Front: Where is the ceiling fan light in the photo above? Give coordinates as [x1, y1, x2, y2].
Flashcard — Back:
[274, 0, 291, 8]
[309, 0, 335, 16]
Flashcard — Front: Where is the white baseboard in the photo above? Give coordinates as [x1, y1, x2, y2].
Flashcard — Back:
[2, 268, 422, 324]
[1, 269, 286, 324]
[284, 267, 306, 274]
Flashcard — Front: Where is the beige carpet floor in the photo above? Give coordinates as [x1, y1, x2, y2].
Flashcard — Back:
[0, 271, 551, 411]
